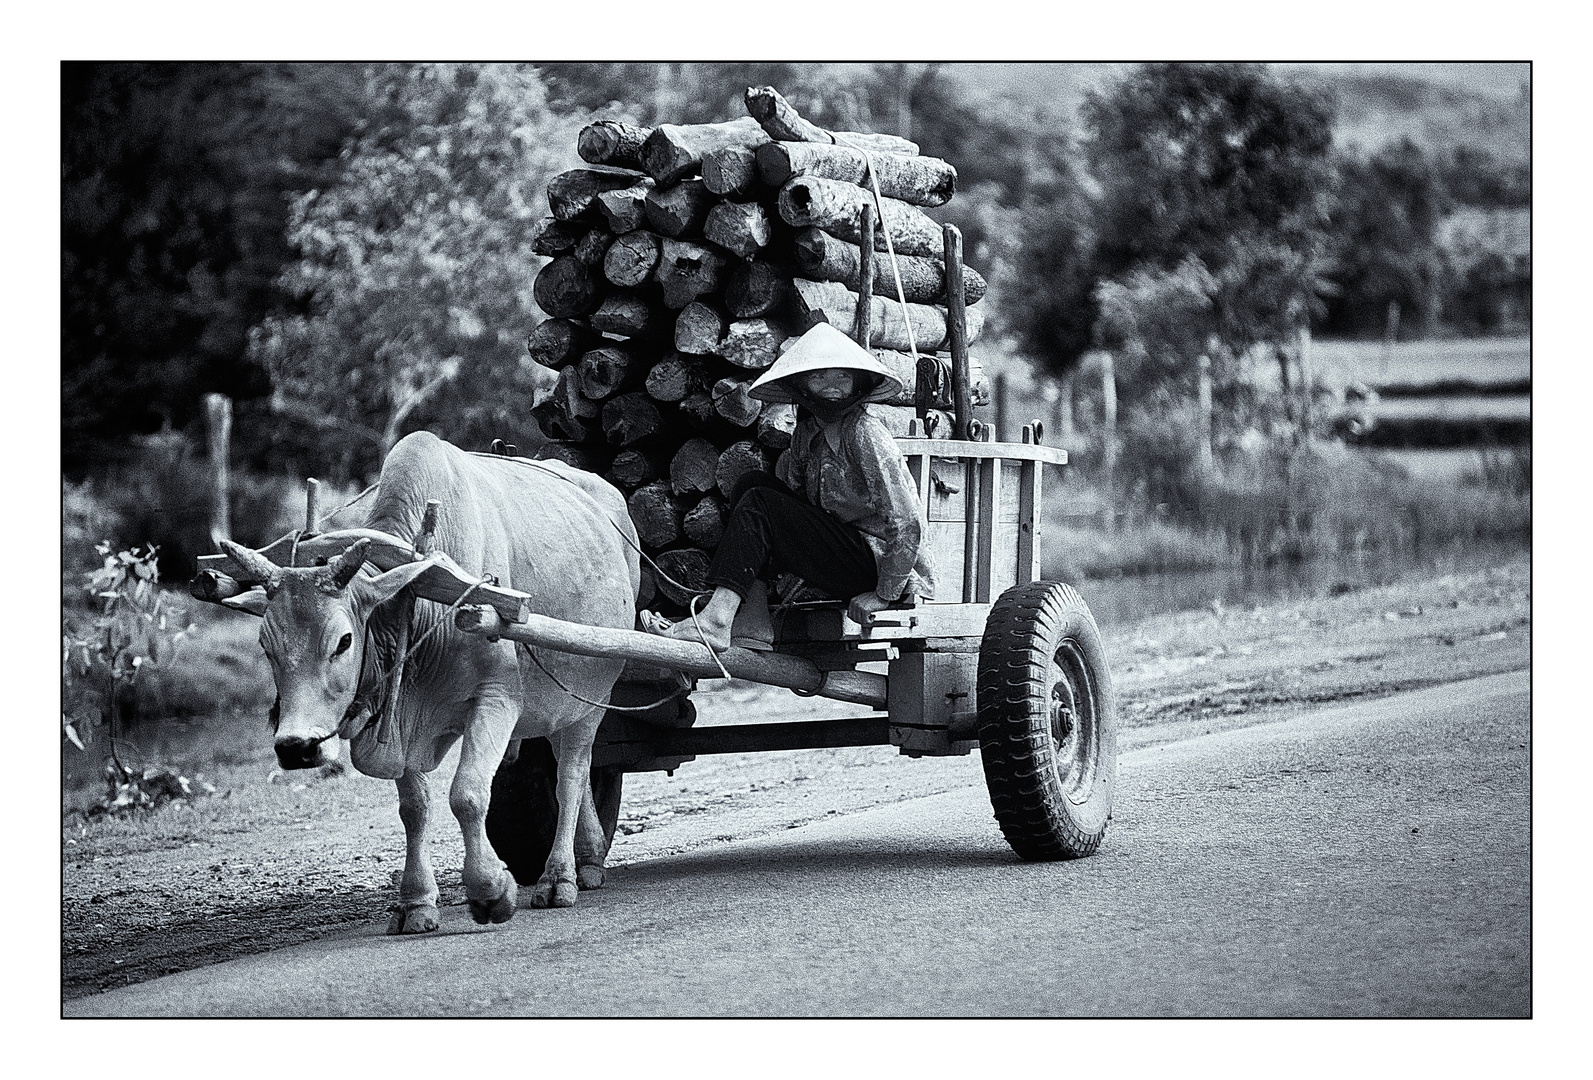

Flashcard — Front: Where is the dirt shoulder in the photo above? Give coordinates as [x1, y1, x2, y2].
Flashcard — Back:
[61, 560, 1529, 1003]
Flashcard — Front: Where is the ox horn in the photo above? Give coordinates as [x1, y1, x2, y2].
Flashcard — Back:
[327, 538, 372, 590]
[220, 539, 283, 592]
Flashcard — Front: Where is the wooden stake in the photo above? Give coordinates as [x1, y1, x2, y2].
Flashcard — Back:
[943, 224, 972, 441]
[305, 478, 321, 534]
[854, 201, 875, 349]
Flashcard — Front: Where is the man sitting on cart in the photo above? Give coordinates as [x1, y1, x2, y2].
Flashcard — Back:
[649, 322, 936, 651]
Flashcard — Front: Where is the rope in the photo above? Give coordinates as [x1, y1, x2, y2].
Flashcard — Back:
[520, 644, 691, 713]
[832, 133, 920, 368]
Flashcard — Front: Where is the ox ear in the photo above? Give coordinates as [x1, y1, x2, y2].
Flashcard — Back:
[349, 557, 435, 616]
[219, 587, 270, 617]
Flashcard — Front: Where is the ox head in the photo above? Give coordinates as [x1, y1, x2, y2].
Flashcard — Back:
[221, 538, 432, 770]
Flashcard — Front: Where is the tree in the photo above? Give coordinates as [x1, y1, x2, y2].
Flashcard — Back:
[250, 64, 590, 478]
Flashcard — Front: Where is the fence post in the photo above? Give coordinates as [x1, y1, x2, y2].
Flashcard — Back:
[1298, 325, 1315, 438]
[1100, 351, 1117, 532]
[202, 393, 232, 549]
[1196, 353, 1214, 474]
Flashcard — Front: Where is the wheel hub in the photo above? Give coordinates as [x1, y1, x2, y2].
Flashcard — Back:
[1047, 640, 1098, 804]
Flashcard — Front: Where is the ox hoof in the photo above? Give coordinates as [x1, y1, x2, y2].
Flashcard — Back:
[576, 864, 605, 891]
[386, 902, 440, 935]
[468, 879, 518, 925]
[531, 878, 579, 909]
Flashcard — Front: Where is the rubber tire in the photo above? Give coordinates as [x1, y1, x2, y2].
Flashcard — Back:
[486, 739, 624, 886]
[976, 580, 1118, 861]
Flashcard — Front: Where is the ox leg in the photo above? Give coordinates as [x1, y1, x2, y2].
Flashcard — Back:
[535, 711, 605, 908]
[573, 775, 608, 891]
[451, 698, 520, 926]
[388, 769, 440, 935]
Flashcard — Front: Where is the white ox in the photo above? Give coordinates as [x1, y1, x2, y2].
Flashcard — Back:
[222, 431, 638, 930]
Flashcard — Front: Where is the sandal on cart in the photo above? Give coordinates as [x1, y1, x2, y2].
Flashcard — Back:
[638, 610, 674, 636]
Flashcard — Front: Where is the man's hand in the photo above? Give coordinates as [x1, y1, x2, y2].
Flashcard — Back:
[847, 591, 891, 625]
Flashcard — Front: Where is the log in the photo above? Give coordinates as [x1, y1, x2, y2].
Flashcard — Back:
[744, 86, 919, 156]
[651, 549, 713, 606]
[791, 227, 986, 305]
[702, 146, 760, 198]
[607, 448, 665, 489]
[644, 179, 716, 237]
[578, 120, 653, 171]
[532, 217, 585, 256]
[777, 177, 943, 257]
[645, 354, 709, 402]
[531, 399, 589, 442]
[714, 439, 770, 498]
[674, 301, 726, 355]
[682, 494, 728, 549]
[602, 230, 662, 288]
[789, 278, 984, 352]
[590, 291, 671, 339]
[640, 116, 768, 185]
[577, 345, 643, 400]
[677, 390, 718, 427]
[535, 442, 608, 473]
[556, 365, 600, 419]
[704, 200, 772, 259]
[755, 402, 797, 449]
[602, 392, 665, 447]
[655, 239, 728, 309]
[627, 481, 684, 547]
[574, 228, 613, 267]
[712, 378, 761, 427]
[526, 318, 596, 370]
[669, 437, 721, 496]
[547, 168, 646, 221]
[533, 256, 603, 319]
[757, 142, 956, 207]
[596, 180, 655, 234]
[724, 259, 789, 319]
[717, 319, 786, 371]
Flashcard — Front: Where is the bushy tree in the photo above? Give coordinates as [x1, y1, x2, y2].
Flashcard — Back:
[250, 64, 589, 478]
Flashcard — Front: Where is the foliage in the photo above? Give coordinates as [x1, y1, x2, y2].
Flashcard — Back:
[63, 543, 196, 763]
[249, 64, 589, 478]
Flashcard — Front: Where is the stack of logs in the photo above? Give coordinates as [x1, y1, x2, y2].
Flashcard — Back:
[527, 86, 990, 614]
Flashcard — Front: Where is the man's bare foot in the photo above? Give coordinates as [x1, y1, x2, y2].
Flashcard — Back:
[660, 586, 741, 651]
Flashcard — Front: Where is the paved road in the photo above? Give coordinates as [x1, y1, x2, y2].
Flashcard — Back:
[67, 671, 1530, 1017]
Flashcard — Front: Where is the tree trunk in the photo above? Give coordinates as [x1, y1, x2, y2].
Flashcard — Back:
[683, 494, 728, 549]
[1100, 351, 1118, 532]
[744, 86, 919, 156]
[526, 317, 597, 370]
[590, 291, 670, 339]
[578, 120, 653, 171]
[1196, 352, 1214, 473]
[792, 227, 985, 305]
[704, 201, 772, 259]
[577, 344, 643, 400]
[533, 256, 603, 318]
[725, 258, 790, 318]
[547, 168, 647, 221]
[757, 142, 955, 207]
[645, 179, 716, 237]
[640, 116, 768, 185]
[652, 548, 713, 605]
[674, 301, 725, 355]
[603, 230, 663, 288]
[717, 319, 786, 370]
[627, 481, 685, 547]
[532, 217, 586, 256]
[777, 177, 942, 257]
[755, 401, 797, 449]
[703, 146, 759, 198]
[595, 178, 656, 235]
[645, 354, 709, 402]
[601, 392, 664, 447]
[203, 393, 231, 548]
[606, 448, 665, 490]
[669, 437, 721, 495]
[574, 228, 613, 267]
[712, 378, 761, 427]
[790, 278, 983, 352]
[655, 238, 728, 309]
[714, 440, 770, 498]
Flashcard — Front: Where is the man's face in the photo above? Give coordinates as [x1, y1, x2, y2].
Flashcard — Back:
[798, 367, 857, 404]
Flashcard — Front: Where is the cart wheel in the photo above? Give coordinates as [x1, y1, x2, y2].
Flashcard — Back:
[976, 581, 1117, 860]
[486, 738, 624, 886]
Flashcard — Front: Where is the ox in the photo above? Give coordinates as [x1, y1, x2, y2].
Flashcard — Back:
[222, 431, 638, 930]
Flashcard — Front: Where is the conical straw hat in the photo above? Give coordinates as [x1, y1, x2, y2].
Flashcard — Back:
[747, 322, 904, 405]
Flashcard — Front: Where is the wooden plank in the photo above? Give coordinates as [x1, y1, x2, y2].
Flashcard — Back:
[890, 437, 1069, 466]
[1018, 458, 1041, 583]
[975, 457, 1002, 603]
[988, 519, 1019, 597]
[196, 530, 533, 624]
[962, 460, 979, 603]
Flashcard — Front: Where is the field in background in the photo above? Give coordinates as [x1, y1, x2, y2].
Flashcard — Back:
[1310, 335, 1529, 391]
